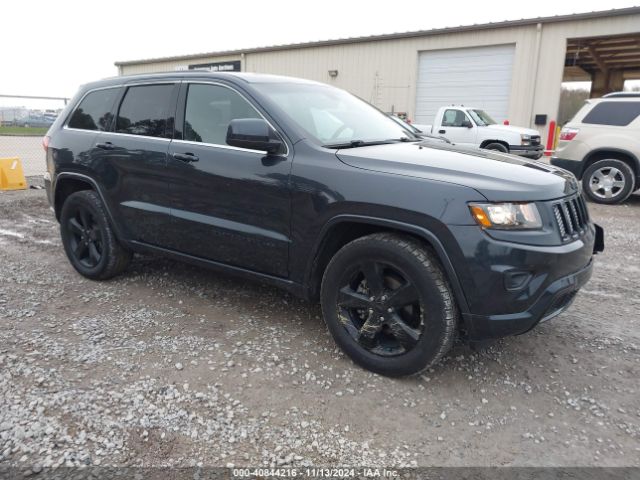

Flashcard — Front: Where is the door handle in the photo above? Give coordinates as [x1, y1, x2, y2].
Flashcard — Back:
[95, 142, 114, 150]
[438, 130, 446, 134]
[172, 152, 199, 163]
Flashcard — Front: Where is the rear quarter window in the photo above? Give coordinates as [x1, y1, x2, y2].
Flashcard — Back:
[582, 101, 640, 127]
[67, 88, 119, 131]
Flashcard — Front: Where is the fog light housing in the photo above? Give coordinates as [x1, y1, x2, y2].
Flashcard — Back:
[504, 270, 532, 291]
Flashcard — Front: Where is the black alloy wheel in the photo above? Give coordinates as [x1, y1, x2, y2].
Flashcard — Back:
[321, 233, 458, 377]
[66, 205, 104, 268]
[336, 259, 424, 357]
[60, 190, 132, 280]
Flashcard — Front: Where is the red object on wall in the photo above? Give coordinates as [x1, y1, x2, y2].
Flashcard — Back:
[545, 120, 557, 154]
[503, 120, 509, 125]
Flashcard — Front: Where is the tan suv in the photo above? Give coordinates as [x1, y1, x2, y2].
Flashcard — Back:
[551, 93, 640, 204]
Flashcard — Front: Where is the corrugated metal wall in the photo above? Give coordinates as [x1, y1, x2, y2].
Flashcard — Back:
[119, 54, 242, 75]
[119, 13, 640, 139]
[242, 25, 541, 128]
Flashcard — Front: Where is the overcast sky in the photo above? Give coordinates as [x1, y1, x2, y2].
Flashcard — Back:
[2, 0, 639, 103]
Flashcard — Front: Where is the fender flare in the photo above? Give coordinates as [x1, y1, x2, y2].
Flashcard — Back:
[53, 172, 127, 242]
[304, 214, 470, 314]
[480, 139, 510, 151]
[582, 148, 640, 179]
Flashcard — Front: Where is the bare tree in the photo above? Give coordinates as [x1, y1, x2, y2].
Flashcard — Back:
[558, 88, 589, 125]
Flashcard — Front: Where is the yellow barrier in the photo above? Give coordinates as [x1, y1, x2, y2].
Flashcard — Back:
[0, 157, 27, 191]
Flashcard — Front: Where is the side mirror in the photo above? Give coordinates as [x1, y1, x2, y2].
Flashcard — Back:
[462, 120, 473, 129]
[226, 118, 284, 154]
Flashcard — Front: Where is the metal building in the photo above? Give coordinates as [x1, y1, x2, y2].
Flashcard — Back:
[115, 7, 640, 140]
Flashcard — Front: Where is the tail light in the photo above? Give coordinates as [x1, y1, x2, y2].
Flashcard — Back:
[559, 128, 579, 141]
[42, 135, 50, 152]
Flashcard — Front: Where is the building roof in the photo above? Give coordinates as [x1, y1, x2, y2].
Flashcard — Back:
[115, 6, 640, 67]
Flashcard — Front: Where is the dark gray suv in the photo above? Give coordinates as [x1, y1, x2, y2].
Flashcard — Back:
[43, 72, 604, 376]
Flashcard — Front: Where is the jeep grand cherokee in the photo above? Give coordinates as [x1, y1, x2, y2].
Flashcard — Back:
[43, 72, 604, 376]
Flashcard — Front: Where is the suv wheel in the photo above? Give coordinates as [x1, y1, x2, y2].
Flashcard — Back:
[60, 190, 132, 280]
[582, 159, 635, 204]
[320, 233, 458, 377]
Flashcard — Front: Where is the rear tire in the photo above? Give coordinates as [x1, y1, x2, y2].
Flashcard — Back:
[60, 190, 132, 280]
[582, 159, 635, 204]
[483, 142, 508, 153]
[320, 233, 458, 377]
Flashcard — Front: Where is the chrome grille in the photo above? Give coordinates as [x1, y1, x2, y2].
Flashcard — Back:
[553, 195, 589, 241]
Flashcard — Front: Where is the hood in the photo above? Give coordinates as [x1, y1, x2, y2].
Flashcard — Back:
[336, 141, 578, 202]
[484, 124, 540, 136]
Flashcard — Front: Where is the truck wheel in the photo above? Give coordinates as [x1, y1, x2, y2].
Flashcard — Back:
[483, 143, 508, 153]
[582, 159, 635, 204]
[320, 233, 458, 377]
[60, 190, 132, 280]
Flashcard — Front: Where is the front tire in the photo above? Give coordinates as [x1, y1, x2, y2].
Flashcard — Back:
[60, 190, 132, 280]
[582, 159, 635, 204]
[483, 142, 508, 153]
[320, 233, 458, 377]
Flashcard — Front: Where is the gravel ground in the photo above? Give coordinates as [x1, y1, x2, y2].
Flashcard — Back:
[0, 182, 639, 472]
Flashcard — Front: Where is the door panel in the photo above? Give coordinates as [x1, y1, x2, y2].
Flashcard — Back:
[439, 109, 477, 146]
[95, 83, 178, 246]
[167, 141, 291, 276]
[167, 83, 291, 277]
[95, 133, 172, 245]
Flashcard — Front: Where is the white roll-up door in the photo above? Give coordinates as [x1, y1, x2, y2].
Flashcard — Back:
[415, 44, 515, 124]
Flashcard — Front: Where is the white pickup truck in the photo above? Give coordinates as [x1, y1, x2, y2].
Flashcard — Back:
[413, 106, 544, 159]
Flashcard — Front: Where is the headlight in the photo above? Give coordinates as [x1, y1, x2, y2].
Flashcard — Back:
[520, 134, 531, 145]
[469, 203, 542, 230]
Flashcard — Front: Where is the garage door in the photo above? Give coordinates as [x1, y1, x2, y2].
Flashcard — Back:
[415, 44, 515, 125]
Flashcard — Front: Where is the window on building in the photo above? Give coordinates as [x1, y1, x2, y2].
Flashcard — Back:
[68, 88, 119, 131]
[582, 101, 640, 126]
[184, 84, 262, 145]
[116, 84, 174, 137]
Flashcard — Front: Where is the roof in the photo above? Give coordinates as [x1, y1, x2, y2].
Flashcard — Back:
[115, 7, 640, 67]
[603, 92, 640, 98]
[83, 71, 325, 90]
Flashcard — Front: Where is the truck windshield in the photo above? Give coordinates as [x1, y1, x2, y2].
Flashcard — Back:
[469, 109, 497, 126]
[253, 82, 416, 147]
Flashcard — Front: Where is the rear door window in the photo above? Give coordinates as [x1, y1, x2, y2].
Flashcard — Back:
[116, 84, 174, 138]
[68, 88, 119, 131]
[582, 101, 640, 126]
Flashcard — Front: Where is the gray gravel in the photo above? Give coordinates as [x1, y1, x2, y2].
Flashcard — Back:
[0, 186, 639, 469]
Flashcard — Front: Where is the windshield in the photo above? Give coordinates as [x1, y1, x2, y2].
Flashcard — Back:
[468, 109, 497, 126]
[253, 82, 415, 147]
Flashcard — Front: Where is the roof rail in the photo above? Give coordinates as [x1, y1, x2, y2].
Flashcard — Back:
[602, 92, 640, 98]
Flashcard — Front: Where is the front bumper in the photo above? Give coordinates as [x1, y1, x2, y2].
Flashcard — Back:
[447, 221, 603, 342]
[463, 259, 593, 340]
[510, 144, 544, 159]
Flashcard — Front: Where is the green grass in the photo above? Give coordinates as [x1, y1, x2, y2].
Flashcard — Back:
[0, 126, 49, 136]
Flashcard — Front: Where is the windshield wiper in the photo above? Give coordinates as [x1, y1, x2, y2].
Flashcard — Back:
[323, 139, 394, 149]
[419, 133, 452, 144]
[323, 137, 416, 149]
